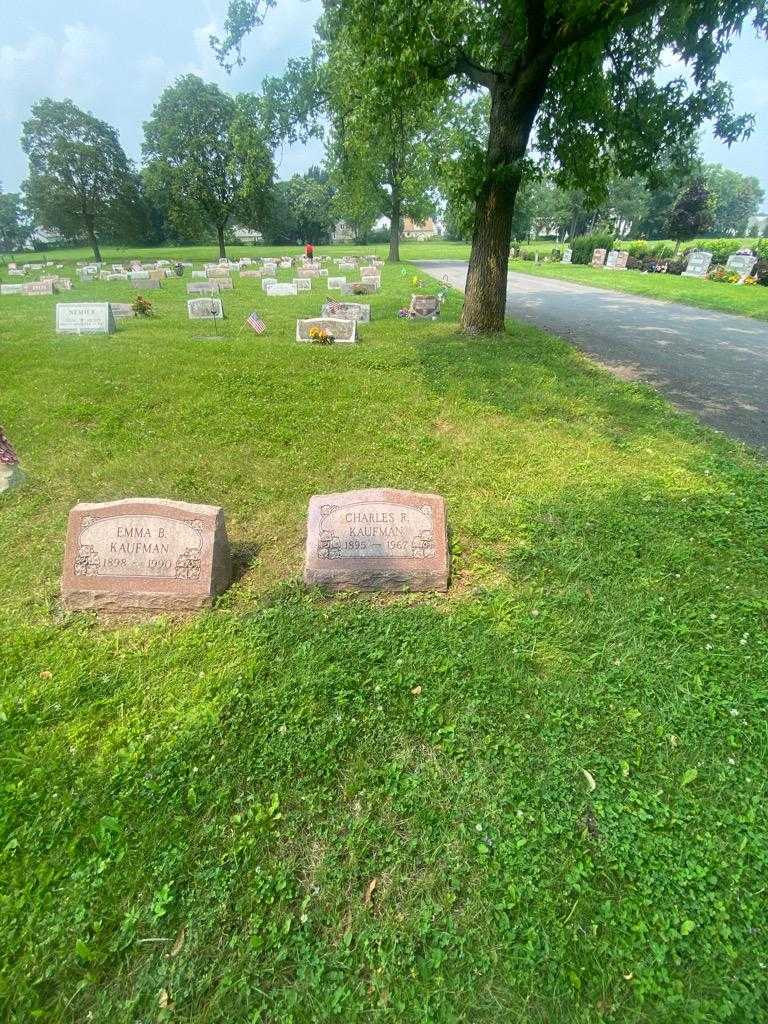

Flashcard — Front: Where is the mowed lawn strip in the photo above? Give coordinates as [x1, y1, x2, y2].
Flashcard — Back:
[508, 258, 768, 320]
[1, 253, 767, 1022]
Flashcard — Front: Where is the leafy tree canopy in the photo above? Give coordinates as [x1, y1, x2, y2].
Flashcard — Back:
[142, 75, 275, 257]
[21, 98, 143, 261]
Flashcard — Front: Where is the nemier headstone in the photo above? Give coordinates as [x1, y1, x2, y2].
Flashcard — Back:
[187, 298, 224, 319]
[682, 251, 713, 278]
[591, 248, 607, 268]
[304, 488, 449, 592]
[56, 303, 116, 335]
[296, 317, 357, 343]
[61, 498, 231, 612]
[0, 428, 24, 493]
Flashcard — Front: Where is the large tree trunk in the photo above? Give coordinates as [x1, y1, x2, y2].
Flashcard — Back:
[461, 70, 551, 335]
[217, 224, 227, 259]
[85, 216, 101, 262]
[388, 185, 401, 263]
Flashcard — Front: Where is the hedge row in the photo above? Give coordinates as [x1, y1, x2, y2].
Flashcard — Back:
[518, 236, 768, 265]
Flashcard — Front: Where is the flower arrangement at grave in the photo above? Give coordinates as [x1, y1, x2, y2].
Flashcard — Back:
[308, 326, 334, 344]
[131, 295, 153, 316]
[352, 283, 371, 295]
[0, 428, 20, 466]
[707, 266, 740, 284]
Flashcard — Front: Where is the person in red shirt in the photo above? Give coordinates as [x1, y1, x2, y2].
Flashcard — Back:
[305, 242, 314, 262]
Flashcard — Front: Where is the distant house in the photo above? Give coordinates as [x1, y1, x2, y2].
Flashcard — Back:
[232, 226, 263, 244]
[332, 221, 356, 243]
[746, 213, 767, 237]
[402, 218, 440, 241]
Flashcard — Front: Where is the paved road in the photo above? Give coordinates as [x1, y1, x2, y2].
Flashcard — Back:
[417, 260, 768, 452]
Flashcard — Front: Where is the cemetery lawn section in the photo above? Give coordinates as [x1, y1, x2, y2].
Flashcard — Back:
[509, 259, 768, 320]
[2, 252, 768, 1023]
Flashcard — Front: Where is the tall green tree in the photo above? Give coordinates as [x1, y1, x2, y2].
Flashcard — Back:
[21, 98, 142, 261]
[0, 190, 30, 253]
[703, 163, 765, 236]
[216, 0, 765, 333]
[142, 75, 275, 258]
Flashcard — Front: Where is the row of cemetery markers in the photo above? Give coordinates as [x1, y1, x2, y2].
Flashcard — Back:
[1, 491, 447, 611]
[3, 251, 443, 339]
[557, 246, 759, 280]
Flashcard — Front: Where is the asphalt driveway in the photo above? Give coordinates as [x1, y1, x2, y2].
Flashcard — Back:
[417, 260, 768, 452]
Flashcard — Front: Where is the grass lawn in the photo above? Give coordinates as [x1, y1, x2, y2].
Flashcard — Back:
[508, 260, 768, 321]
[1, 251, 768, 1022]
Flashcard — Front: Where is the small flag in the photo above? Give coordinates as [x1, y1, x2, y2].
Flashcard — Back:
[325, 298, 343, 315]
[246, 310, 266, 334]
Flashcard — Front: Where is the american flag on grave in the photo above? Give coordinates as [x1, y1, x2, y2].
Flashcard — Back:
[324, 298, 343, 315]
[246, 310, 266, 334]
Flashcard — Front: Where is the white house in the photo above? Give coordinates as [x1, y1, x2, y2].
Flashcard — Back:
[232, 226, 263, 244]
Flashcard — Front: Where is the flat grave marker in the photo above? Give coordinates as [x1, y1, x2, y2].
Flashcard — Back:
[304, 488, 449, 593]
[109, 303, 136, 320]
[321, 301, 370, 323]
[266, 282, 298, 297]
[187, 298, 224, 320]
[61, 498, 231, 612]
[296, 317, 358, 343]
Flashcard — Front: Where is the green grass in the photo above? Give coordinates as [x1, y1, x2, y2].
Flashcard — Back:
[2, 252, 768, 1022]
[509, 259, 768, 320]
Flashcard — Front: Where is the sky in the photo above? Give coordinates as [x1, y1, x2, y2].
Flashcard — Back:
[1, 2, 767, 208]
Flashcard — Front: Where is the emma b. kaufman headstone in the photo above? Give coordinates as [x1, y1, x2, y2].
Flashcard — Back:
[304, 488, 449, 592]
[56, 303, 116, 335]
[188, 298, 224, 319]
[682, 250, 713, 278]
[0, 428, 24, 493]
[591, 248, 607, 268]
[61, 498, 231, 612]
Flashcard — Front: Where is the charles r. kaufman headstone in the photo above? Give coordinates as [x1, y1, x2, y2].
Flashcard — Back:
[61, 498, 231, 612]
[304, 488, 449, 592]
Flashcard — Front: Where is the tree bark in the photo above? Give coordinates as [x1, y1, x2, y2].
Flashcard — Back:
[388, 185, 401, 263]
[85, 216, 101, 262]
[460, 68, 551, 335]
[217, 224, 227, 259]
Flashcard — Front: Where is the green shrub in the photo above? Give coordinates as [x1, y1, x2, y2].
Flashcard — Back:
[570, 233, 615, 265]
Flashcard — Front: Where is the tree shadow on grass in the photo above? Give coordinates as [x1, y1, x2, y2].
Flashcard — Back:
[412, 324, 750, 459]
